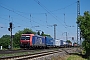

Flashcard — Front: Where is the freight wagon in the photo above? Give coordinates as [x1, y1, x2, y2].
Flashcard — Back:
[54, 40, 68, 48]
[45, 36, 54, 48]
[54, 39, 61, 47]
[60, 40, 64, 47]
[60, 41, 72, 48]
[32, 35, 45, 48]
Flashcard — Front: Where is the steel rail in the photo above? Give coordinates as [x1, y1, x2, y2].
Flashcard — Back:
[0, 50, 62, 60]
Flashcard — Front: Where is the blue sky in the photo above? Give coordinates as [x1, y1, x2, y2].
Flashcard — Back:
[0, 0, 90, 43]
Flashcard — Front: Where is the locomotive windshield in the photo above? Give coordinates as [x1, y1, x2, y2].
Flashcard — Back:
[21, 35, 30, 40]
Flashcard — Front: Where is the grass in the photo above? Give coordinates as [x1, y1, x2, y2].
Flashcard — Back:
[51, 55, 69, 60]
[50, 55, 88, 60]
[67, 55, 87, 60]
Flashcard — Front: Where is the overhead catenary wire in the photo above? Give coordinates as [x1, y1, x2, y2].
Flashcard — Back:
[34, 1, 65, 33]
[34, 0, 58, 20]
[34, 0, 75, 35]
[0, 16, 29, 28]
[34, 0, 75, 36]
[0, 4, 54, 33]
[34, 0, 76, 29]
[34, 0, 66, 28]
[64, 13, 70, 27]
[0, 16, 41, 32]
[45, 13, 48, 25]
[0, 1, 76, 15]
[0, 5, 46, 27]
[0, 1, 76, 38]
[30, 14, 33, 27]
[0, 14, 39, 29]
[50, 1, 77, 12]
[34, 0, 65, 35]
[0, 1, 77, 26]
[64, 13, 75, 28]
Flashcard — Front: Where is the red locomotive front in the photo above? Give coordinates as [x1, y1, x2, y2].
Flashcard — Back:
[20, 34, 34, 48]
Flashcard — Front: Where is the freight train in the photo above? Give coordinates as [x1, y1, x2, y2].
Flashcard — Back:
[20, 34, 72, 49]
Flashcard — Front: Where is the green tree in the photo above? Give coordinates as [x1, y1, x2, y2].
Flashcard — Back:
[13, 28, 36, 48]
[0, 35, 10, 49]
[42, 34, 51, 37]
[66, 40, 72, 43]
[40, 31, 51, 37]
[41, 31, 44, 36]
[77, 11, 90, 56]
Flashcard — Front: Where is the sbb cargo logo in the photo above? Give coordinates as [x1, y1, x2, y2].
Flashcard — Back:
[35, 37, 42, 45]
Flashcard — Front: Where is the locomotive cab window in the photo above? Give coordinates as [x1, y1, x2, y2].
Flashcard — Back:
[26, 36, 30, 40]
[21, 36, 30, 40]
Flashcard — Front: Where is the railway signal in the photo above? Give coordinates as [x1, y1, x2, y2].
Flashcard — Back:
[10, 22, 12, 28]
[8, 22, 12, 31]
[8, 28, 10, 31]
[8, 22, 13, 50]
[72, 37, 74, 40]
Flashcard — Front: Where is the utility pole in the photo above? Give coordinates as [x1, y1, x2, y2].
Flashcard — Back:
[8, 22, 13, 50]
[77, 0, 80, 44]
[62, 32, 68, 41]
[53, 24, 57, 40]
[65, 32, 68, 41]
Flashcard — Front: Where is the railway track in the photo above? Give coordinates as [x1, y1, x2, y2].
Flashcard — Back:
[0, 50, 62, 60]
[0, 48, 59, 54]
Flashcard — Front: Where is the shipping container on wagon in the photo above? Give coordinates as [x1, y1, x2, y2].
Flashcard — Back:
[45, 37, 54, 46]
[54, 39, 60, 47]
[59, 40, 64, 47]
[63, 41, 67, 45]
[63, 41, 69, 47]
[60, 40, 63, 46]
[32, 35, 45, 46]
